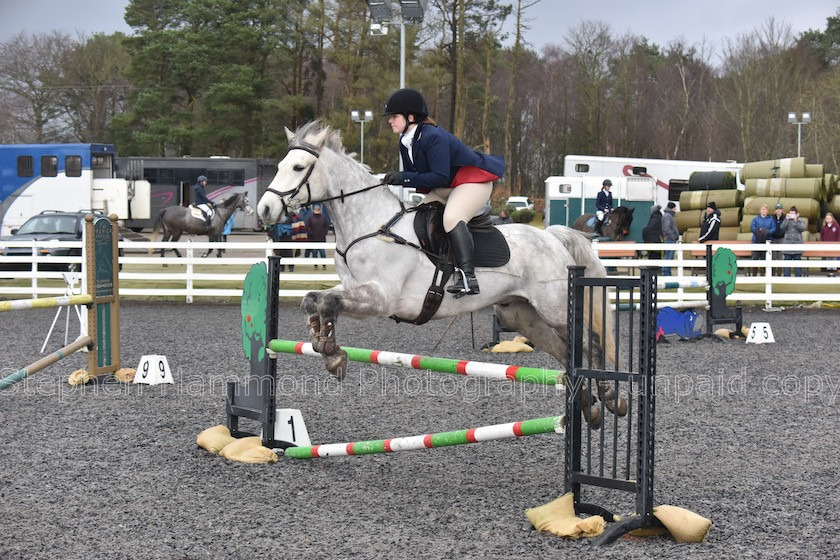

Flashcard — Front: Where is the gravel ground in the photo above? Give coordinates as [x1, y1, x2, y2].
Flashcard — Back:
[1, 302, 838, 559]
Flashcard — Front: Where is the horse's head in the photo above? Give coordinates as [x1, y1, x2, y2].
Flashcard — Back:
[258, 121, 339, 225]
[610, 206, 635, 240]
[236, 192, 254, 216]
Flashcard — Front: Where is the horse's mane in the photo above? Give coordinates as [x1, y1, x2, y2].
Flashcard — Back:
[293, 120, 346, 154]
[219, 193, 243, 207]
[292, 120, 373, 173]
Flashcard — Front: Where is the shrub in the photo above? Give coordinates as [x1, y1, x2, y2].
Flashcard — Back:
[512, 208, 536, 223]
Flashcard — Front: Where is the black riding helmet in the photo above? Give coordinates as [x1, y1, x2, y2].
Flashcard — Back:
[382, 88, 429, 121]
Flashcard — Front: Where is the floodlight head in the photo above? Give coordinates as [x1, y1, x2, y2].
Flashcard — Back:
[398, 0, 428, 22]
[351, 110, 360, 121]
[364, 110, 374, 121]
[802, 112, 811, 124]
[365, 0, 394, 21]
[788, 112, 797, 124]
[370, 22, 389, 36]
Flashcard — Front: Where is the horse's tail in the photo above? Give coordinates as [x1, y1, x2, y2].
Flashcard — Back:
[148, 209, 165, 255]
[546, 226, 617, 363]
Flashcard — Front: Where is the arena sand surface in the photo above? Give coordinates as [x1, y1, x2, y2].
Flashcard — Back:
[1, 303, 838, 559]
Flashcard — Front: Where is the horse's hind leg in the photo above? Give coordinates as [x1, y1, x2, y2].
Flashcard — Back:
[494, 300, 602, 428]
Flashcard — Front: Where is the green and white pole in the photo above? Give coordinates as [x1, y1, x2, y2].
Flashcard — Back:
[267, 340, 564, 386]
[285, 415, 564, 459]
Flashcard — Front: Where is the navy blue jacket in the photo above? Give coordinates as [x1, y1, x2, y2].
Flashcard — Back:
[193, 182, 212, 206]
[397, 124, 505, 193]
[596, 189, 613, 212]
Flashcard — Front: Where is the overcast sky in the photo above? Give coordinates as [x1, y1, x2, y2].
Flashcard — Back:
[0, 0, 837, 56]
[512, 0, 838, 57]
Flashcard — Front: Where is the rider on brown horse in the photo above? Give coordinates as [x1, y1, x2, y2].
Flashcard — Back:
[594, 179, 613, 235]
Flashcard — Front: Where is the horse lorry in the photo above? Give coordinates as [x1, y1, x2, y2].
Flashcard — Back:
[0, 143, 151, 237]
[544, 154, 743, 241]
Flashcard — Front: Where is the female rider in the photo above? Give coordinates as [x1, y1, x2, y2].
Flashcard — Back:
[381, 88, 505, 296]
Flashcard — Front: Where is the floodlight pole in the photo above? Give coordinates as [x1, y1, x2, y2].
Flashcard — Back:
[788, 111, 811, 158]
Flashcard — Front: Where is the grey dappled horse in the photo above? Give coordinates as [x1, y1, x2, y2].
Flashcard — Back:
[572, 206, 635, 241]
[151, 192, 253, 258]
[258, 122, 623, 426]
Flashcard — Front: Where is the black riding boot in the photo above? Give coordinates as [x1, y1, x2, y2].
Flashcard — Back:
[446, 221, 480, 296]
[594, 218, 603, 236]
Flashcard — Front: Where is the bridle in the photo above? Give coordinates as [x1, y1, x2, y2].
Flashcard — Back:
[263, 139, 423, 265]
[263, 142, 386, 215]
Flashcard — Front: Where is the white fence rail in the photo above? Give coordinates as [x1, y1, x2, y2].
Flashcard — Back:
[2, 239, 839, 308]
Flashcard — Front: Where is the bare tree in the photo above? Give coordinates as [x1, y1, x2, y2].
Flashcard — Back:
[0, 32, 75, 142]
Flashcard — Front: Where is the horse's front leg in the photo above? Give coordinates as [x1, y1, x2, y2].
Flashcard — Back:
[301, 283, 391, 380]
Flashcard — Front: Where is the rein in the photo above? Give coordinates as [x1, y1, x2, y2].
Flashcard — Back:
[266, 141, 435, 265]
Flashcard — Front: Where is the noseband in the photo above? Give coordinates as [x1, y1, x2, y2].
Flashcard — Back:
[263, 143, 320, 217]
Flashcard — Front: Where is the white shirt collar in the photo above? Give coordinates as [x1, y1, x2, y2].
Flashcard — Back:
[401, 124, 418, 162]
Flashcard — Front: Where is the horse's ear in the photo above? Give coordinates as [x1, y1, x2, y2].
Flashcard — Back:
[309, 127, 329, 149]
[285, 127, 295, 142]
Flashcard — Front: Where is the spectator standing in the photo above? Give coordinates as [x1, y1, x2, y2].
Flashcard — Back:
[780, 205, 806, 277]
[304, 204, 330, 269]
[494, 209, 513, 225]
[820, 212, 840, 276]
[750, 204, 776, 272]
[661, 202, 679, 276]
[217, 197, 235, 257]
[266, 214, 300, 272]
[697, 201, 721, 243]
[770, 203, 786, 275]
[642, 204, 663, 259]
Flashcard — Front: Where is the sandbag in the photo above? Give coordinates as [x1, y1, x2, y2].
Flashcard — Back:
[675, 208, 741, 231]
[679, 189, 742, 210]
[525, 493, 605, 540]
[743, 177, 822, 199]
[652, 505, 712, 543]
[197, 425, 236, 454]
[741, 157, 805, 179]
[743, 197, 821, 221]
[687, 171, 736, 190]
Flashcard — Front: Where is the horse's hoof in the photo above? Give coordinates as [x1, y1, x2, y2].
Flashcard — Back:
[324, 350, 348, 380]
[598, 383, 628, 417]
[582, 405, 602, 429]
[604, 395, 628, 417]
[319, 337, 338, 355]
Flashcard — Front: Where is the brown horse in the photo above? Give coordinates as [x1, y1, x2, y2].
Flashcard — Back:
[572, 206, 635, 241]
[150, 192, 253, 258]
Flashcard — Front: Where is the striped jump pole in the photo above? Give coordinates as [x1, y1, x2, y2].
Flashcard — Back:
[658, 279, 708, 290]
[267, 340, 565, 386]
[0, 336, 92, 391]
[0, 294, 93, 313]
[285, 415, 564, 459]
[614, 300, 709, 311]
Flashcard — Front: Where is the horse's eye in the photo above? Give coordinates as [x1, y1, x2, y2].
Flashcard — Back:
[293, 164, 305, 172]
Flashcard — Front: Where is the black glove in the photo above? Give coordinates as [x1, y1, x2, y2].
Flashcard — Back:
[384, 171, 404, 185]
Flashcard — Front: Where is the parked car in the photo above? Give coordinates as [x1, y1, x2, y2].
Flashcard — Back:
[506, 196, 534, 211]
[0, 210, 122, 271]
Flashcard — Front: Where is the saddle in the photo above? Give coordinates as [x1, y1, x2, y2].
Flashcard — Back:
[189, 204, 215, 221]
[391, 202, 511, 325]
